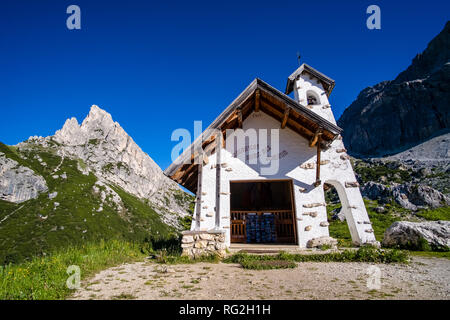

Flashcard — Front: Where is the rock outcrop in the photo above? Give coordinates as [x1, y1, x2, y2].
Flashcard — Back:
[306, 236, 338, 249]
[383, 220, 450, 250]
[0, 152, 48, 203]
[361, 181, 449, 211]
[338, 22, 450, 157]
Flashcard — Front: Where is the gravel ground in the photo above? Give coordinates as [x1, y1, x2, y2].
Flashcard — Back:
[70, 257, 450, 300]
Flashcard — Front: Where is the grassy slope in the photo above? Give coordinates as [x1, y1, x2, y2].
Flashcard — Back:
[0, 240, 145, 300]
[0, 142, 177, 264]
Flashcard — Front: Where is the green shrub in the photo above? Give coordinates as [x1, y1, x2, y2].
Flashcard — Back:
[141, 235, 182, 256]
[178, 215, 193, 231]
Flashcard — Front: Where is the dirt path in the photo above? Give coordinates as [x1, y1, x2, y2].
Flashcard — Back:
[70, 257, 450, 300]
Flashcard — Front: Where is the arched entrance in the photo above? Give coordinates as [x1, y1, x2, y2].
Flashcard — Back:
[324, 180, 361, 246]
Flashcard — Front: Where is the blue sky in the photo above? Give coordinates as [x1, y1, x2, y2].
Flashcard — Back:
[1, 0, 449, 170]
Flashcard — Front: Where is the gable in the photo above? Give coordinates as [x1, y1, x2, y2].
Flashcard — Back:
[164, 78, 342, 193]
[285, 63, 335, 97]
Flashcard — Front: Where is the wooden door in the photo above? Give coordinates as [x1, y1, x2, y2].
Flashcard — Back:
[230, 211, 246, 243]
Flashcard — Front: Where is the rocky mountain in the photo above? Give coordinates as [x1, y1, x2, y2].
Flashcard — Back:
[338, 21, 450, 158]
[50, 105, 188, 219]
[386, 132, 450, 163]
[0, 154, 48, 203]
[0, 105, 193, 264]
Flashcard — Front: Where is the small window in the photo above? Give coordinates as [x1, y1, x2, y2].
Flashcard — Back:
[306, 91, 320, 106]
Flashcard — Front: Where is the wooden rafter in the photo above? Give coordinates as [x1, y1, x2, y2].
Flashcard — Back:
[260, 100, 314, 138]
[309, 128, 323, 147]
[215, 130, 223, 228]
[237, 108, 243, 129]
[281, 107, 291, 129]
[314, 134, 322, 187]
[195, 155, 203, 230]
[255, 89, 260, 112]
[184, 170, 198, 192]
[202, 153, 209, 165]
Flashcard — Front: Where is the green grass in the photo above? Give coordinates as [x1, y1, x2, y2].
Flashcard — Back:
[0, 240, 145, 300]
[415, 206, 450, 221]
[409, 251, 450, 259]
[326, 199, 409, 247]
[149, 250, 221, 264]
[178, 215, 193, 231]
[0, 142, 178, 264]
[326, 203, 353, 247]
[224, 246, 409, 265]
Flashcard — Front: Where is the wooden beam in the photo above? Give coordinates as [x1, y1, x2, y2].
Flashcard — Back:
[215, 131, 223, 228]
[255, 89, 260, 112]
[260, 100, 315, 140]
[237, 108, 243, 129]
[195, 156, 203, 230]
[171, 168, 185, 182]
[202, 153, 209, 165]
[184, 169, 198, 192]
[314, 134, 322, 187]
[309, 128, 323, 147]
[281, 107, 290, 129]
[201, 135, 215, 149]
[225, 112, 238, 124]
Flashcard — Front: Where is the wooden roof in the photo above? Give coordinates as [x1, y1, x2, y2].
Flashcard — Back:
[164, 78, 342, 193]
[285, 63, 336, 97]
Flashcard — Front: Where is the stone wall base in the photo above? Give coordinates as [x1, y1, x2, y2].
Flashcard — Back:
[181, 230, 227, 259]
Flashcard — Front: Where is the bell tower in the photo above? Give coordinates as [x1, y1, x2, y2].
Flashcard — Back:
[285, 63, 337, 124]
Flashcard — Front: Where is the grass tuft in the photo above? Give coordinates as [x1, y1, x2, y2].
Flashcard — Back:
[240, 260, 297, 270]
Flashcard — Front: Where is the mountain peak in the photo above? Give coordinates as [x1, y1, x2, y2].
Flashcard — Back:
[53, 105, 119, 145]
[54, 117, 81, 145]
[50, 104, 182, 208]
[87, 104, 112, 120]
[393, 20, 450, 84]
[81, 105, 115, 132]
